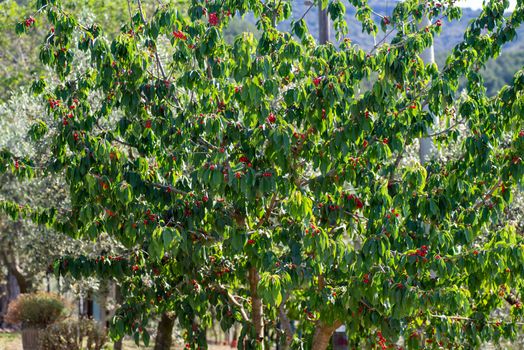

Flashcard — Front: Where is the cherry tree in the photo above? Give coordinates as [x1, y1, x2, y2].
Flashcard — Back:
[1, 0, 524, 348]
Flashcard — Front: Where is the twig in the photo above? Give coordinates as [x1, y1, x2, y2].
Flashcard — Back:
[473, 180, 502, 210]
[136, 0, 167, 79]
[423, 118, 465, 138]
[256, 193, 278, 228]
[430, 314, 524, 325]
[217, 285, 250, 322]
[298, 2, 315, 22]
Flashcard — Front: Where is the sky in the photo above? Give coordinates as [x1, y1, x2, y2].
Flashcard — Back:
[457, 0, 516, 10]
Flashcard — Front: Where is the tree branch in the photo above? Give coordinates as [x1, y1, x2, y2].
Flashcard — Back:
[473, 180, 502, 210]
[256, 193, 278, 228]
[278, 293, 293, 348]
[136, 0, 167, 79]
[249, 267, 264, 344]
[217, 285, 250, 322]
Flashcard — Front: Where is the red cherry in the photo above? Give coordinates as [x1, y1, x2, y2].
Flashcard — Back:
[172, 30, 187, 40]
[132, 265, 139, 272]
[313, 76, 322, 87]
[436, 19, 442, 27]
[208, 12, 219, 26]
[145, 120, 152, 128]
[267, 113, 276, 124]
[519, 130, 524, 137]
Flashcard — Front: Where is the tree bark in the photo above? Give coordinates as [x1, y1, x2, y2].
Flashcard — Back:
[0, 249, 31, 293]
[278, 294, 293, 350]
[311, 321, 342, 350]
[318, 0, 330, 44]
[249, 267, 264, 348]
[113, 285, 123, 350]
[418, 15, 437, 164]
[154, 312, 176, 350]
[0, 271, 20, 327]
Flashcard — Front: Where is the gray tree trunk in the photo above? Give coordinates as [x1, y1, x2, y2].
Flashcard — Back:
[0, 271, 21, 327]
[318, 0, 330, 44]
[418, 15, 437, 164]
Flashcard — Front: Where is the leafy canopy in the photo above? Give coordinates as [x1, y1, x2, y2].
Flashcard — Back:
[1, 0, 524, 348]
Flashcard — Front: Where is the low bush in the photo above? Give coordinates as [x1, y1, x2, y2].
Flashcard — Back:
[4, 292, 68, 328]
[40, 318, 107, 350]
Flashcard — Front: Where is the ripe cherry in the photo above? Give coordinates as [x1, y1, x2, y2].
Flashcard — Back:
[208, 12, 219, 26]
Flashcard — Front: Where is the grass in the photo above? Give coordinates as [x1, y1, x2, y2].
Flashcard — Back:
[0, 332, 159, 349]
[0, 332, 231, 350]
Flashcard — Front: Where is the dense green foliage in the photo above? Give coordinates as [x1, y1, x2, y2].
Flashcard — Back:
[1, 0, 524, 349]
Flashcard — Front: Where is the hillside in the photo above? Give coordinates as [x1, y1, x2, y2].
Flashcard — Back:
[268, 0, 524, 95]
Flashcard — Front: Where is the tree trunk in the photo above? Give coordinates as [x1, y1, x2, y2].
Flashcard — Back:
[318, 0, 330, 44]
[154, 312, 176, 350]
[0, 249, 31, 293]
[0, 271, 21, 327]
[113, 285, 123, 350]
[249, 267, 264, 348]
[418, 14, 437, 164]
[278, 295, 293, 350]
[311, 321, 342, 350]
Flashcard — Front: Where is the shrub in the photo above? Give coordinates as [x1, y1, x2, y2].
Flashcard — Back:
[40, 318, 108, 350]
[4, 292, 68, 328]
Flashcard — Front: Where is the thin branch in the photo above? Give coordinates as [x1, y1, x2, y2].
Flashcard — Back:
[126, 0, 133, 22]
[278, 293, 293, 346]
[423, 118, 465, 138]
[151, 182, 188, 196]
[388, 143, 406, 183]
[217, 285, 250, 322]
[298, 2, 315, 22]
[256, 193, 278, 228]
[430, 314, 524, 325]
[136, 0, 167, 79]
[473, 179, 502, 210]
